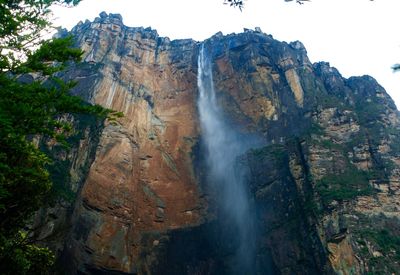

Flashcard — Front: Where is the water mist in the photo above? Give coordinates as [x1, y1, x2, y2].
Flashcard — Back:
[197, 44, 257, 274]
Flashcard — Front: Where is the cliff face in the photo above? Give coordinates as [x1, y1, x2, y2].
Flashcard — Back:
[36, 13, 400, 274]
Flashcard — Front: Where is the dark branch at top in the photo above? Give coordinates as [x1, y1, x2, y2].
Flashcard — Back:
[224, 0, 311, 10]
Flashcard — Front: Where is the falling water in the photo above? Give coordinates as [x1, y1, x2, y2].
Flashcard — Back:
[197, 44, 256, 274]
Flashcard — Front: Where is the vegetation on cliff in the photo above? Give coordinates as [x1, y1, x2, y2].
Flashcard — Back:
[0, 1, 117, 273]
[0, 3, 397, 273]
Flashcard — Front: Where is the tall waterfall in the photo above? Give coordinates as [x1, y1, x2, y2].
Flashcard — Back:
[197, 44, 256, 273]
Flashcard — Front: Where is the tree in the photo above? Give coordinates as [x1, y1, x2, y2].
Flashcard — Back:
[0, 0, 81, 70]
[224, 0, 310, 10]
[0, 1, 118, 273]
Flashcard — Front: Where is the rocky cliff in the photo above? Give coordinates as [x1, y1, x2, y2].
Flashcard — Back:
[36, 12, 400, 274]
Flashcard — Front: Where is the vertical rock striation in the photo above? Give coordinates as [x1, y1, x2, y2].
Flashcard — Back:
[59, 13, 207, 274]
[34, 13, 400, 274]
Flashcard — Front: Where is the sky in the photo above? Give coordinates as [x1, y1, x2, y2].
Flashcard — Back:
[52, 0, 400, 108]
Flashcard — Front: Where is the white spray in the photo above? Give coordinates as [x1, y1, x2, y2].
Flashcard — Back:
[197, 44, 256, 274]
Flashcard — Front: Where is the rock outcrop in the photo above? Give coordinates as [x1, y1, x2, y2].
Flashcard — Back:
[35, 13, 400, 274]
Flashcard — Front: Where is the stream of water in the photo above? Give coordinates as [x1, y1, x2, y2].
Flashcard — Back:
[197, 44, 256, 274]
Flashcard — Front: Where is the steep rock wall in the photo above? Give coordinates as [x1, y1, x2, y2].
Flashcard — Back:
[35, 13, 400, 274]
[60, 13, 207, 274]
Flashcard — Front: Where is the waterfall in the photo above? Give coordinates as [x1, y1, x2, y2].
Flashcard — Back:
[197, 44, 256, 274]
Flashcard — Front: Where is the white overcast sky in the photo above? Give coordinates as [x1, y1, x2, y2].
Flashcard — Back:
[52, 0, 400, 108]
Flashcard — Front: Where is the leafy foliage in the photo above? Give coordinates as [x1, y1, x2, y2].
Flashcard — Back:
[41, 113, 102, 204]
[0, 0, 80, 71]
[0, 0, 122, 273]
[316, 169, 374, 204]
[358, 228, 400, 274]
[224, 0, 245, 10]
[363, 229, 400, 258]
[0, 231, 55, 275]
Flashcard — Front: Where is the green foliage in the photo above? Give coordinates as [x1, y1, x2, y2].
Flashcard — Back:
[363, 229, 400, 258]
[353, 101, 387, 154]
[316, 169, 374, 204]
[355, 101, 382, 126]
[0, 0, 81, 71]
[0, 231, 55, 275]
[0, 0, 120, 273]
[308, 122, 324, 136]
[41, 114, 102, 204]
[359, 229, 400, 273]
[18, 36, 83, 75]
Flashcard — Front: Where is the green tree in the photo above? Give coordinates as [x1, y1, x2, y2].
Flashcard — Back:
[0, 0, 81, 71]
[0, 1, 117, 273]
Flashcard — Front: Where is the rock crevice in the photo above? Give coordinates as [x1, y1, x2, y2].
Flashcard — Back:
[33, 13, 400, 274]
